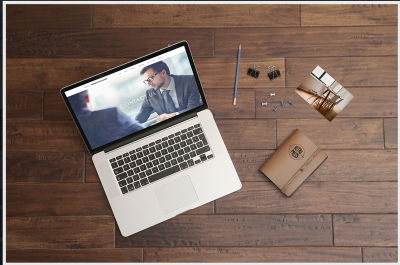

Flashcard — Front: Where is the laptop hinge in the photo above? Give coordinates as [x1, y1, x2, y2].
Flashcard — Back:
[104, 112, 198, 154]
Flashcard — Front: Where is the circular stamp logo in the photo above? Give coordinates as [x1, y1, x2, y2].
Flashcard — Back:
[288, 144, 305, 160]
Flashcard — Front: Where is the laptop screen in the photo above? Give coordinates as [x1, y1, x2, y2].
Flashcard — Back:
[62, 43, 206, 153]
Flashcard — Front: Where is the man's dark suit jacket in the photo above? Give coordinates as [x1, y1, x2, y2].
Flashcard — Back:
[135, 74, 201, 123]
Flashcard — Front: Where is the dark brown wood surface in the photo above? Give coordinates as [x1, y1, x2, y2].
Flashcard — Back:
[6, 4, 397, 263]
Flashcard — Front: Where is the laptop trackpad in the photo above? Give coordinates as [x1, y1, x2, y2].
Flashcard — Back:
[155, 175, 199, 215]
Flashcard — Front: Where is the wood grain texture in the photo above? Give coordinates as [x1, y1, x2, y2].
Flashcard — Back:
[6, 248, 143, 263]
[195, 58, 285, 88]
[6, 4, 92, 28]
[7, 152, 84, 183]
[229, 149, 397, 182]
[205, 89, 255, 119]
[6, 90, 43, 120]
[256, 87, 397, 119]
[144, 247, 361, 262]
[6, 28, 213, 58]
[215, 26, 397, 57]
[6, 184, 112, 217]
[216, 119, 276, 150]
[333, 215, 398, 246]
[384, 118, 398, 149]
[301, 4, 398, 26]
[363, 247, 398, 263]
[286, 56, 398, 87]
[116, 214, 333, 247]
[277, 119, 384, 150]
[215, 182, 397, 214]
[6, 216, 115, 249]
[6, 121, 87, 152]
[44, 89, 71, 120]
[93, 4, 300, 28]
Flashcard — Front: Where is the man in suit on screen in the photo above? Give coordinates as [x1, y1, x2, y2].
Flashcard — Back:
[135, 61, 201, 124]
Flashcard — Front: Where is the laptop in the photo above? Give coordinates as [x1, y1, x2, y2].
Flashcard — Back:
[60, 41, 242, 237]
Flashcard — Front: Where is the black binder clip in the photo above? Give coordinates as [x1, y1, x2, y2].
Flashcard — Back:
[268, 65, 281, 81]
[247, 64, 260, 78]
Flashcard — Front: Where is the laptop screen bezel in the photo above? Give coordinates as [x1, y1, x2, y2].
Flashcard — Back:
[60, 41, 208, 156]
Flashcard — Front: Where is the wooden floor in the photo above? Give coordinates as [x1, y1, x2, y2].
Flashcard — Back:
[5, 4, 398, 263]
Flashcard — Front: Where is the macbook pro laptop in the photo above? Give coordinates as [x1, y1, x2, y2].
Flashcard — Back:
[60, 41, 242, 237]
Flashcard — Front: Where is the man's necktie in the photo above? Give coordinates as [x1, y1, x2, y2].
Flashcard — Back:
[162, 90, 177, 113]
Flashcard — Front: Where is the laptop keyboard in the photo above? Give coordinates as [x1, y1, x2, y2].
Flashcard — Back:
[109, 123, 214, 195]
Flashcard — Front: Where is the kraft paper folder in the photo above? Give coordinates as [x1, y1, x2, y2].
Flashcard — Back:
[259, 129, 328, 196]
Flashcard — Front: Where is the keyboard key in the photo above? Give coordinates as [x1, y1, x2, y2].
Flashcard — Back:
[137, 152, 143, 158]
[181, 134, 188, 140]
[161, 149, 168, 155]
[153, 160, 160, 166]
[136, 159, 143, 165]
[200, 154, 207, 161]
[175, 132, 181, 136]
[127, 170, 134, 176]
[140, 178, 149, 186]
[180, 141, 187, 148]
[168, 134, 175, 139]
[159, 157, 166, 163]
[166, 154, 172, 160]
[196, 145, 211, 156]
[117, 160, 124, 166]
[188, 126, 194, 130]
[142, 157, 149, 163]
[181, 129, 188, 133]
[167, 147, 174, 153]
[140, 165, 146, 171]
[190, 151, 196, 158]
[156, 139, 162, 144]
[123, 152, 129, 157]
[174, 144, 180, 150]
[196, 141, 204, 148]
[158, 164, 165, 171]
[194, 124, 200, 128]
[183, 154, 190, 160]
[178, 149, 184, 156]
[134, 181, 141, 189]
[146, 169, 152, 176]
[195, 160, 201, 164]
[111, 162, 118, 169]
[123, 164, 130, 171]
[187, 159, 194, 167]
[149, 154, 155, 160]
[139, 172, 146, 179]
[187, 131, 194, 138]
[177, 156, 184, 163]
[165, 161, 171, 168]
[156, 144, 162, 150]
[168, 139, 175, 145]
[179, 161, 188, 170]
[129, 150, 135, 155]
[155, 151, 161, 158]
[190, 144, 197, 151]
[146, 162, 153, 168]
[171, 159, 178, 165]
[134, 168, 140, 174]
[143, 144, 149, 149]
[116, 172, 128, 181]
[184, 147, 191, 153]
[127, 177, 133, 184]
[148, 165, 181, 183]
[149, 147, 156, 153]
[149, 142, 155, 146]
[109, 158, 116, 163]
[121, 186, 128, 194]
[193, 136, 199, 142]
[116, 155, 122, 160]
[143, 149, 150, 156]
[193, 128, 202, 135]
[133, 174, 140, 181]
[162, 137, 168, 141]
[186, 139, 193, 145]
[172, 152, 178, 158]
[152, 167, 159, 173]
[129, 162, 136, 168]
[119, 179, 127, 187]
[130, 154, 137, 161]
[174, 137, 181, 143]
[127, 184, 134, 191]
[207, 154, 214, 159]
[162, 142, 168, 148]
[114, 167, 124, 175]
[136, 147, 142, 152]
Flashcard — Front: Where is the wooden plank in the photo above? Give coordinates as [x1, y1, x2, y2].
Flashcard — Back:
[144, 247, 361, 262]
[229, 149, 398, 182]
[286, 57, 398, 87]
[6, 184, 112, 217]
[6, 4, 92, 28]
[205, 89, 255, 119]
[6, 216, 115, 249]
[44, 89, 71, 120]
[215, 119, 276, 150]
[215, 26, 397, 58]
[7, 248, 143, 263]
[7, 58, 129, 91]
[363, 247, 398, 263]
[384, 118, 398, 149]
[195, 58, 285, 88]
[256, 87, 398, 119]
[334, 215, 398, 246]
[6, 28, 214, 58]
[215, 182, 397, 214]
[301, 4, 398, 26]
[116, 214, 333, 247]
[277, 119, 384, 150]
[93, 4, 300, 28]
[6, 121, 87, 152]
[6, 90, 43, 120]
[6, 152, 84, 183]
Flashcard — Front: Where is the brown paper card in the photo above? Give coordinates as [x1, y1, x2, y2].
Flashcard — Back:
[259, 129, 328, 196]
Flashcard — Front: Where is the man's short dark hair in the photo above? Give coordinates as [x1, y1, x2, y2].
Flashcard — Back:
[140, 61, 170, 76]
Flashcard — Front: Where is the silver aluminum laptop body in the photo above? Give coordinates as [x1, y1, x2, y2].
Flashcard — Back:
[61, 41, 242, 237]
